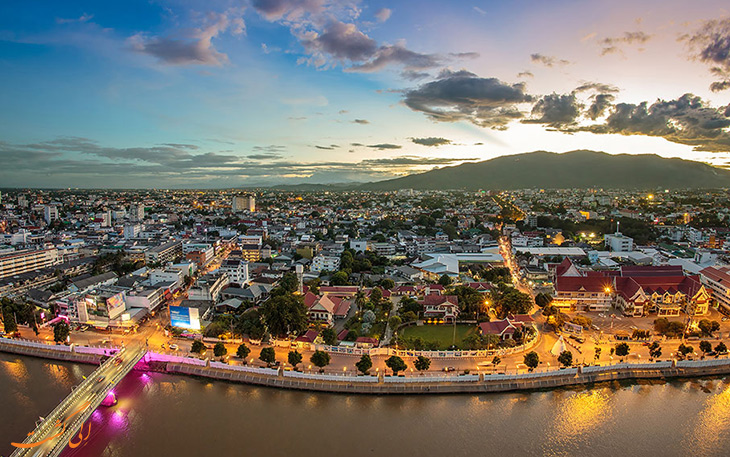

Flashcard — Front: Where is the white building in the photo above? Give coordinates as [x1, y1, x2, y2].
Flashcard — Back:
[219, 259, 250, 285]
[129, 204, 145, 222]
[604, 232, 634, 252]
[312, 255, 341, 272]
[124, 224, 141, 239]
[44, 205, 58, 224]
[232, 195, 256, 212]
[700, 266, 730, 313]
[148, 268, 184, 288]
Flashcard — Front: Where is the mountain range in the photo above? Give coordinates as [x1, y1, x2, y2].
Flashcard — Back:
[357, 150, 730, 191]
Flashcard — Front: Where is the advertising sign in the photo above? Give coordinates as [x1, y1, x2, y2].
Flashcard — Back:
[170, 305, 201, 330]
[106, 292, 126, 320]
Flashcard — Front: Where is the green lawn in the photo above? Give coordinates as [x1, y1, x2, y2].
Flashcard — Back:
[399, 324, 478, 350]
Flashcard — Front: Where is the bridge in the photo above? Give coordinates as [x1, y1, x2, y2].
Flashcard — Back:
[10, 345, 147, 457]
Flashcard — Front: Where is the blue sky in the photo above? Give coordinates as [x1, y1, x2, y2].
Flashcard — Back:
[1, 0, 730, 188]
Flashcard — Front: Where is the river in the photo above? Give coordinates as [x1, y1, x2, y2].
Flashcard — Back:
[2, 353, 730, 456]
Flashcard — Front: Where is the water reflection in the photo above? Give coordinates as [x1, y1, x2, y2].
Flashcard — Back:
[546, 389, 613, 451]
[683, 382, 730, 455]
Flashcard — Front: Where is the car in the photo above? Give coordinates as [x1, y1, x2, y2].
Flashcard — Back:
[442, 367, 456, 372]
[96, 376, 106, 383]
[723, 317, 728, 322]
[114, 358, 123, 366]
[169, 344, 179, 351]
[591, 325, 600, 331]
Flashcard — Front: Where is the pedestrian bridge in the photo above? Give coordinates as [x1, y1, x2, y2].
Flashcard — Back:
[10, 345, 147, 457]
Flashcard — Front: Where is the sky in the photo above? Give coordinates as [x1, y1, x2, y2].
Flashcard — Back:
[1, 0, 730, 188]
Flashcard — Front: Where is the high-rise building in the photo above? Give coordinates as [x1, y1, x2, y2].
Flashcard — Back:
[44, 205, 58, 224]
[0, 248, 60, 280]
[130, 204, 145, 221]
[232, 195, 255, 212]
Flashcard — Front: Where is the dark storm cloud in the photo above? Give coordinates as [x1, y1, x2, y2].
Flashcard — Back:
[524, 93, 583, 127]
[530, 53, 570, 67]
[572, 93, 730, 152]
[402, 70, 532, 129]
[683, 18, 730, 92]
[367, 143, 402, 150]
[411, 137, 452, 147]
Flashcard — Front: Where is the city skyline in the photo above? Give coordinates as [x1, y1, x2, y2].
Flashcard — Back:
[2, 0, 730, 188]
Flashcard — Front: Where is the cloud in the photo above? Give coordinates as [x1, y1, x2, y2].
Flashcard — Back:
[352, 119, 370, 124]
[524, 93, 583, 127]
[572, 93, 730, 152]
[530, 53, 570, 67]
[248, 153, 283, 160]
[301, 20, 378, 62]
[401, 70, 431, 80]
[473, 6, 487, 16]
[573, 82, 620, 93]
[599, 31, 652, 56]
[411, 137, 452, 147]
[683, 18, 730, 91]
[253, 145, 287, 152]
[128, 10, 243, 66]
[56, 13, 94, 24]
[449, 52, 480, 59]
[315, 145, 336, 150]
[374, 8, 392, 22]
[517, 71, 534, 78]
[251, 0, 326, 21]
[367, 143, 402, 150]
[402, 69, 532, 129]
[0, 137, 483, 187]
[586, 93, 616, 120]
[346, 44, 442, 73]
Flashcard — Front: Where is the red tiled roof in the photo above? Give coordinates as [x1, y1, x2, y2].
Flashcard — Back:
[555, 276, 612, 293]
[421, 294, 459, 306]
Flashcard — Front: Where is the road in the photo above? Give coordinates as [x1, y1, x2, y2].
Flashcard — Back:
[10, 345, 146, 457]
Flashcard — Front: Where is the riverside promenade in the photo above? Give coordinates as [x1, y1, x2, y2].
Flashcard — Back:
[3, 337, 730, 395]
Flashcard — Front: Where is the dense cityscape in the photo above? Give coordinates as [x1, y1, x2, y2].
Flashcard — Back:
[4, 0, 730, 455]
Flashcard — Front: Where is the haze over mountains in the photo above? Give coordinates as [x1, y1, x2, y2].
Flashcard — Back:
[356, 150, 730, 191]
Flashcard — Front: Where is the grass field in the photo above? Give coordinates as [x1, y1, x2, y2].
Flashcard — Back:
[399, 324, 477, 350]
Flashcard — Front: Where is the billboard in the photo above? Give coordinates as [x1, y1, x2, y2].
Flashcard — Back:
[106, 292, 126, 320]
[170, 305, 201, 330]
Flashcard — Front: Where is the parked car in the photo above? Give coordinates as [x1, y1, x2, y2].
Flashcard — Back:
[442, 366, 456, 372]
[169, 344, 179, 351]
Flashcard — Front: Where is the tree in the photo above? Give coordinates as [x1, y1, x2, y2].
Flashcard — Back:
[698, 319, 714, 336]
[594, 347, 602, 361]
[438, 274, 452, 287]
[370, 287, 383, 304]
[1, 305, 17, 333]
[492, 355, 501, 367]
[535, 292, 553, 308]
[236, 343, 250, 360]
[715, 342, 728, 354]
[380, 278, 395, 290]
[191, 340, 206, 354]
[385, 355, 407, 375]
[310, 350, 331, 372]
[557, 350, 573, 367]
[213, 342, 227, 357]
[331, 271, 350, 285]
[321, 327, 338, 346]
[235, 309, 266, 340]
[260, 294, 308, 337]
[53, 322, 70, 344]
[648, 342, 662, 359]
[615, 342, 630, 358]
[288, 350, 303, 369]
[678, 343, 694, 357]
[523, 351, 540, 370]
[699, 340, 712, 354]
[448, 285, 484, 316]
[356, 354, 373, 375]
[414, 355, 431, 372]
[490, 285, 534, 318]
[388, 315, 402, 330]
[259, 347, 276, 366]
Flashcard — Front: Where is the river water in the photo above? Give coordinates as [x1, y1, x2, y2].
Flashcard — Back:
[2, 353, 730, 457]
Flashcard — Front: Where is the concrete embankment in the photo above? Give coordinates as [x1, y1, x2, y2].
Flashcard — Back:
[0, 339, 113, 365]
[3, 339, 730, 395]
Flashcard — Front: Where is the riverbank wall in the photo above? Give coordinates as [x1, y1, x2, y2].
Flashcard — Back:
[3, 338, 730, 395]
